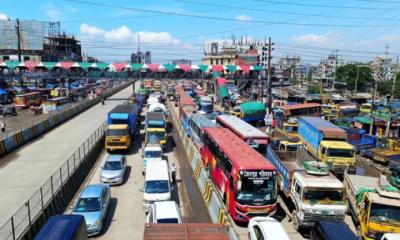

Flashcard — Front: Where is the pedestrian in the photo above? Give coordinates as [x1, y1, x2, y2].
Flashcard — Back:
[0, 120, 5, 132]
[171, 163, 177, 184]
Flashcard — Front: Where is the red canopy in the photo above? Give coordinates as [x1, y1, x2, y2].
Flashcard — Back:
[240, 65, 251, 74]
[147, 64, 160, 72]
[111, 62, 128, 72]
[59, 61, 75, 70]
[24, 61, 39, 71]
[217, 77, 227, 86]
[179, 64, 191, 73]
[211, 65, 224, 72]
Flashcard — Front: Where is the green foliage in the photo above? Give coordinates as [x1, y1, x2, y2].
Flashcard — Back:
[336, 64, 373, 91]
[377, 75, 400, 97]
[308, 84, 321, 94]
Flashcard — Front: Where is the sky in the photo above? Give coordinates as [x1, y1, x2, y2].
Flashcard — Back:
[2, 0, 400, 64]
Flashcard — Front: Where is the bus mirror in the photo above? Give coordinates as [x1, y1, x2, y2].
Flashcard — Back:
[237, 180, 242, 191]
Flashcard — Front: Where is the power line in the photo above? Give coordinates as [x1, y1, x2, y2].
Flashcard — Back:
[66, 0, 400, 27]
[249, 0, 392, 10]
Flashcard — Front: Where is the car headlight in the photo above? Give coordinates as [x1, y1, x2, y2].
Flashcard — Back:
[92, 220, 100, 228]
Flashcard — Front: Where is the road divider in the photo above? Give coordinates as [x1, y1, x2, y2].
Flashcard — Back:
[167, 100, 238, 240]
[0, 80, 133, 159]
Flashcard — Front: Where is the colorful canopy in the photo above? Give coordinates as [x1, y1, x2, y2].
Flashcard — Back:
[163, 63, 176, 73]
[5, 61, 21, 70]
[178, 64, 191, 72]
[111, 62, 129, 72]
[226, 65, 237, 73]
[96, 62, 110, 70]
[211, 65, 224, 72]
[240, 65, 251, 74]
[77, 62, 92, 70]
[199, 64, 210, 72]
[56, 61, 75, 70]
[147, 64, 160, 72]
[21, 61, 39, 71]
[130, 63, 143, 71]
[43, 62, 57, 70]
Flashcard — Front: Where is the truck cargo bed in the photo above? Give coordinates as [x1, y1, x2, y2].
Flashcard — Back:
[346, 174, 379, 193]
[143, 224, 229, 240]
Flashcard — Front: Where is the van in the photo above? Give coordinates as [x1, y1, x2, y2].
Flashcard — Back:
[142, 160, 171, 212]
[34, 215, 87, 240]
[146, 201, 182, 224]
[310, 221, 357, 240]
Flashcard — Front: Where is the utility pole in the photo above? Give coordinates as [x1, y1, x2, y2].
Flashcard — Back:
[267, 37, 273, 113]
[16, 18, 22, 62]
[391, 56, 399, 103]
[355, 65, 360, 92]
[332, 49, 339, 89]
[370, 61, 380, 135]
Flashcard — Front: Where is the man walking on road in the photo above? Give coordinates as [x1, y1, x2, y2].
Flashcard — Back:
[171, 163, 177, 184]
[0, 120, 6, 132]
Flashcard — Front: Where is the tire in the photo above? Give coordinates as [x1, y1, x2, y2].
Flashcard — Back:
[291, 210, 300, 231]
[345, 201, 351, 215]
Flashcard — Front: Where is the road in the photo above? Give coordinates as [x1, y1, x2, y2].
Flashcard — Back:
[65, 98, 210, 239]
[0, 83, 134, 226]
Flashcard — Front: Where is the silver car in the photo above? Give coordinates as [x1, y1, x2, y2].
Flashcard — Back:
[100, 155, 126, 185]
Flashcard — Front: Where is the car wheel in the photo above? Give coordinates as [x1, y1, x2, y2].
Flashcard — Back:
[291, 210, 300, 231]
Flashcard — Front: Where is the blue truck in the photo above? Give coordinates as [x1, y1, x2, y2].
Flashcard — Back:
[35, 215, 88, 240]
[105, 104, 139, 151]
[298, 117, 356, 174]
[343, 127, 377, 152]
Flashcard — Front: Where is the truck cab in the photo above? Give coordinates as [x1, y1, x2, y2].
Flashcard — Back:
[106, 124, 131, 151]
[290, 168, 346, 230]
[142, 143, 163, 174]
[318, 141, 356, 174]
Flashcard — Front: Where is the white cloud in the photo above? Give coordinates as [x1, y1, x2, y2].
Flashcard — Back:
[236, 14, 251, 21]
[292, 32, 335, 47]
[41, 5, 61, 20]
[0, 13, 8, 20]
[104, 25, 135, 42]
[80, 23, 105, 36]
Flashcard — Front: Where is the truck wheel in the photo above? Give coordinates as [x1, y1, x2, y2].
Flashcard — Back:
[291, 210, 300, 231]
[256, 120, 262, 127]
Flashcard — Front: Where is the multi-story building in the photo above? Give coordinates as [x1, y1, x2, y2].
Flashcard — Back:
[131, 51, 151, 64]
[273, 55, 306, 85]
[371, 55, 396, 81]
[313, 53, 344, 87]
[172, 59, 191, 65]
[42, 34, 82, 62]
[202, 42, 237, 65]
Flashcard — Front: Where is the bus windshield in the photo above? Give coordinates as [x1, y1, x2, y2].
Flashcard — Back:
[236, 171, 276, 205]
[369, 203, 400, 224]
[303, 188, 344, 205]
[327, 148, 354, 158]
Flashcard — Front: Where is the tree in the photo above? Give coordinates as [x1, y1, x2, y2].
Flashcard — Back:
[336, 64, 373, 91]
[308, 83, 321, 94]
[377, 74, 400, 98]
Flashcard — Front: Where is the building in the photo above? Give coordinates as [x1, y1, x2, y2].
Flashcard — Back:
[313, 53, 344, 88]
[42, 34, 82, 62]
[131, 51, 151, 64]
[370, 55, 397, 82]
[0, 19, 60, 61]
[172, 59, 191, 65]
[236, 46, 259, 66]
[273, 55, 306, 85]
[202, 42, 237, 65]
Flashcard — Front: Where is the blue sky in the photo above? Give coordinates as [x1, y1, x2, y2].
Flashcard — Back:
[2, 0, 400, 63]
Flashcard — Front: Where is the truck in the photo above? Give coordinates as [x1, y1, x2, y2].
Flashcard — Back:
[153, 80, 161, 93]
[144, 80, 153, 91]
[298, 117, 356, 174]
[143, 224, 229, 240]
[179, 91, 197, 137]
[231, 101, 266, 126]
[361, 138, 400, 164]
[266, 145, 346, 230]
[344, 173, 400, 240]
[142, 142, 163, 175]
[344, 127, 377, 152]
[145, 111, 167, 147]
[105, 104, 139, 151]
[198, 96, 213, 114]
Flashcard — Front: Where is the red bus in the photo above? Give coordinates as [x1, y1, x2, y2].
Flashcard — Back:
[14, 92, 42, 108]
[216, 115, 269, 154]
[278, 103, 321, 120]
[179, 91, 197, 136]
[201, 128, 277, 223]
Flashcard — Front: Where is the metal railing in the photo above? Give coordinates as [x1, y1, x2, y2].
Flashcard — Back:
[0, 121, 107, 240]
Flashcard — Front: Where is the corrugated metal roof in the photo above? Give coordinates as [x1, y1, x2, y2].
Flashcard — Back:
[204, 128, 275, 170]
[216, 115, 267, 139]
[280, 103, 321, 110]
[191, 113, 216, 128]
[144, 224, 229, 240]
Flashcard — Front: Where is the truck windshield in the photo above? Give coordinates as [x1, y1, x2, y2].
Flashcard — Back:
[236, 173, 276, 205]
[148, 131, 166, 141]
[286, 144, 301, 152]
[370, 203, 400, 224]
[107, 129, 127, 136]
[284, 125, 298, 133]
[145, 180, 169, 194]
[303, 188, 344, 204]
[327, 148, 354, 158]
[144, 151, 162, 158]
[200, 104, 213, 113]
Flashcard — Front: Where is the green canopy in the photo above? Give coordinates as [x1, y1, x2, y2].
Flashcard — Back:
[199, 64, 209, 72]
[96, 62, 110, 70]
[226, 65, 237, 73]
[252, 65, 263, 71]
[42, 62, 57, 70]
[213, 71, 221, 78]
[240, 102, 266, 116]
[355, 116, 372, 125]
[78, 62, 92, 70]
[5, 61, 21, 69]
[130, 63, 143, 71]
[218, 85, 229, 100]
[163, 63, 176, 73]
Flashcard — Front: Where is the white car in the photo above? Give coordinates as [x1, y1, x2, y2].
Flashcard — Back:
[382, 233, 400, 240]
[248, 217, 290, 240]
[146, 201, 182, 224]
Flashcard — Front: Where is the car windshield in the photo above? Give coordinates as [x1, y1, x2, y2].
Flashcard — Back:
[303, 188, 344, 205]
[148, 131, 166, 141]
[104, 161, 122, 170]
[145, 180, 169, 193]
[236, 172, 276, 206]
[74, 197, 101, 212]
[107, 129, 126, 136]
[370, 203, 400, 224]
[157, 218, 179, 223]
[286, 144, 301, 151]
[327, 148, 354, 158]
[284, 125, 298, 132]
[144, 150, 162, 158]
